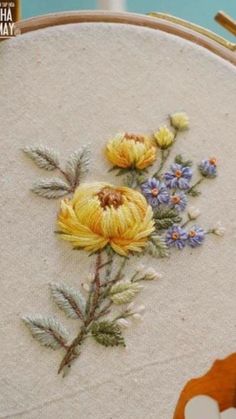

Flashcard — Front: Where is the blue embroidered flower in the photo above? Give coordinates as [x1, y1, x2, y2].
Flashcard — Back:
[169, 192, 187, 211]
[187, 225, 205, 248]
[164, 163, 192, 190]
[141, 178, 169, 207]
[199, 157, 217, 178]
[166, 225, 188, 249]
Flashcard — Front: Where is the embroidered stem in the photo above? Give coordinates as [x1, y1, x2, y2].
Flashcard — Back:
[153, 149, 167, 178]
[56, 166, 75, 191]
[187, 177, 204, 195]
[58, 252, 104, 374]
[58, 326, 86, 374]
[87, 252, 102, 321]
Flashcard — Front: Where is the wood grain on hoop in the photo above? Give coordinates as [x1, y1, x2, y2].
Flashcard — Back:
[3, 11, 236, 66]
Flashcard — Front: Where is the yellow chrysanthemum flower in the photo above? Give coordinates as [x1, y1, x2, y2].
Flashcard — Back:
[105, 133, 157, 170]
[58, 183, 155, 256]
[170, 112, 189, 131]
[154, 126, 174, 149]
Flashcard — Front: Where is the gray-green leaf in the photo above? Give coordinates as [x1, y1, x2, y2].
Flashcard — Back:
[146, 235, 169, 258]
[65, 146, 90, 188]
[91, 321, 125, 347]
[23, 146, 59, 171]
[154, 208, 182, 229]
[22, 315, 69, 350]
[109, 282, 142, 305]
[50, 283, 86, 320]
[31, 178, 71, 199]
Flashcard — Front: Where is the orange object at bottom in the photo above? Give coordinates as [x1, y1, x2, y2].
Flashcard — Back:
[173, 353, 236, 419]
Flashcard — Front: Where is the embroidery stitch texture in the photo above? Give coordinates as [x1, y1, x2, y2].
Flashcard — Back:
[22, 112, 224, 376]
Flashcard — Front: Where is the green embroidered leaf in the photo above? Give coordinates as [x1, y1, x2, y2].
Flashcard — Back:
[65, 146, 90, 188]
[174, 154, 193, 167]
[109, 282, 143, 305]
[50, 283, 86, 320]
[23, 146, 59, 171]
[22, 315, 69, 350]
[91, 321, 125, 347]
[154, 208, 182, 229]
[115, 168, 132, 176]
[31, 178, 71, 199]
[146, 235, 169, 258]
[188, 189, 201, 197]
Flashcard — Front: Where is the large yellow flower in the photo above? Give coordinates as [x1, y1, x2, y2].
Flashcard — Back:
[105, 133, 157, 170]
[58, 183, 155, 256]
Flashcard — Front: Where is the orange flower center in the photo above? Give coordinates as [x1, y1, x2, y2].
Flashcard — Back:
[172, 196, 180, 204]
[124, 133, 145, 143]
[151, 188, 159, 197]
[189, 230, 196, 238]
[172, 232, 180, 240]
[97, 187, 123, 209]
[209, 157, 217, 166]
[175, 170, 182, 178]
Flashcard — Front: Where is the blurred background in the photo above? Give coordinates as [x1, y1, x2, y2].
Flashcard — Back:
[21, 0, 236, 42]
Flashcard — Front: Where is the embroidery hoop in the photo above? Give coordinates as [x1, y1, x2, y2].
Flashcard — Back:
[3, 10, 236, 65]
[1, 11, 236, 419]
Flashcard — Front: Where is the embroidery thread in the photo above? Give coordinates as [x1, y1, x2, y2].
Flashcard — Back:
[22, 112, 224, 376]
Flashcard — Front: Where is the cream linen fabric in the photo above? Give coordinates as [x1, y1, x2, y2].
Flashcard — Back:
[0, 20, 236, 419]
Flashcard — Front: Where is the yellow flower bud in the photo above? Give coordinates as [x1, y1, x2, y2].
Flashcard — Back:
[154, 126, 174, 149]
[170, 112, 189, 131]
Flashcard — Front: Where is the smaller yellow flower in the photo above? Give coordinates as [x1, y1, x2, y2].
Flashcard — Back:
[170, 112, 189, 131]
[154, 126, 174, 149]
[105, 133, 157, 170]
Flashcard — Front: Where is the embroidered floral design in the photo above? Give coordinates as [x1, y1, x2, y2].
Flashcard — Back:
[164, 163, 193, 190]
[170, 112, 189, 131]
[22, 111, 223, 376]
[212, 221, 226, 237]
[199, 157, 218, 178]
[187, 206, 201, 220]
[105, 132, 156, 170]
[154, 126, 174, 149]
[141, 178, 169, 207]
[187, 225, 205, 247]
[58, 183, 154, 256]
[169, 192, 188, 212]
[166, 225, 188, 249]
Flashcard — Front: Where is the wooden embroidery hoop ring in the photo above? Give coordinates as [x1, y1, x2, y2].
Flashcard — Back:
[3, 11, 236, 66]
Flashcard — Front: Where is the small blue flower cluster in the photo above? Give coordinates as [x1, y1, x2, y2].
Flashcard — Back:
[166, 225, 205, 249]
[141, 158, 217, 251]
[141, 163, 192, 212]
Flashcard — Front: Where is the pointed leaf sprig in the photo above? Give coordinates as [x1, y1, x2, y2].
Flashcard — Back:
[23, 146, 60, 171]
[22, 315, 69, 350]
[31, 178, 71, 199]
[50, 283, 86, 320]
[65, 147, 90, 189]
[23, 145, 91, 199]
